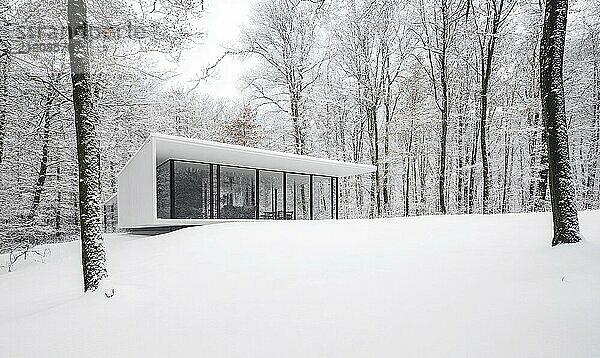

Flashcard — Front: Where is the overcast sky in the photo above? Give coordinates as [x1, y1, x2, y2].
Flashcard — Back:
[167, 0, 257, 99]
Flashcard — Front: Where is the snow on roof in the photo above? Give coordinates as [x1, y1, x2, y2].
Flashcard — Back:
[152, 133, 376, 177]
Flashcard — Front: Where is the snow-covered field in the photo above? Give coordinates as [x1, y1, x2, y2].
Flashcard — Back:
[1, 212, 600, 357]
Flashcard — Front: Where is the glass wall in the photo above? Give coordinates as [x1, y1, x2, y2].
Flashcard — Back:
[332, 178, 338, 219]
[157, 160, 338, 221]
[173, 161, 211, 219]
[212, 165, 218, 218]
[286, 173, 310, 220]
[258, 171, 284, 219]
[156, 161, 171, 219]
[312, 175, 332, 219]
[219, 166, 256, 219]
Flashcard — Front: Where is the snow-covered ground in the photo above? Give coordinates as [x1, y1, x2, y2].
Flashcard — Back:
[1, 211, 600, 357]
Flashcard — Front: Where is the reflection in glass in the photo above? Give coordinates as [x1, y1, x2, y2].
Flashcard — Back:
[258, 171, 284, 219]
[156, 160, 171, 219]
[312, 175, 332, 220]
[332, 178, 338, 219]
[173, 161, 211, 219]
[212, 165, 218, 218]
[286, 173, 310, 220]
[220, 166, 256, 219]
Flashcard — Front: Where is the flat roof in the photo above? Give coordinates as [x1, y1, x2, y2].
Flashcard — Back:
[152, 133, 375, 177]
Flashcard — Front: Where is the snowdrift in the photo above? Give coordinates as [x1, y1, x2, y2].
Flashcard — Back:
[1, 211, 600, 357]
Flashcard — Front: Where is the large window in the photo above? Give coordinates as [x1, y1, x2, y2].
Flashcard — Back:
[173, 161, 211, 219]
[258, 171, 284, 219]
[286, 173, 310, 220]
[312, 175, 332, 220]
[156, 161, 171, 219]
[219, 166, 256, 219]
[157, 159, 338, 221]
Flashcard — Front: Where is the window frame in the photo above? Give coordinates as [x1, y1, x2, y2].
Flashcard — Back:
[156, 158, 339, 220]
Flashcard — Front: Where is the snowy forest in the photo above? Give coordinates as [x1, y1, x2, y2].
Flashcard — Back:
[1, 0, 599, 254]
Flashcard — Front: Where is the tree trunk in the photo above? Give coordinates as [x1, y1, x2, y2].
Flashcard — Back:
[468, 120, 480, 214]
[0, 49, 7, 166]
[290, 89, 305, 155]
[540, 0, 581, 246]
[367, 104, 380, 218]
[29, 92, 54, 220]
[382, 88, 391, 216]
[457, 106, 465, 213]
[478, 3, 505, 215]
[480, 83, 491, 214]
[586, 58, 600, 209]
[439, 102, 448, 215]
[55, 162, 62, 240]
[68, 0, 110, 291]
[405, 120, 414, 216]
[439, 58, 448, 215]
[501, 120, 513, 214]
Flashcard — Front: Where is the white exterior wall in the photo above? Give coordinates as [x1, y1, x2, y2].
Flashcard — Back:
[113, 133, 376, 229]
[118, 138, 157, 228]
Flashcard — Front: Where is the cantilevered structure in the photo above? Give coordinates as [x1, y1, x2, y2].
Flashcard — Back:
[104, 133, 375, 230]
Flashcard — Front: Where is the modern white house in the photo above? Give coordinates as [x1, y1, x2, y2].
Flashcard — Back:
[104, 133, 376, 231]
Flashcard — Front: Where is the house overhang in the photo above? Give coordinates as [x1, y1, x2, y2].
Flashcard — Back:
[152, 133, 376, 177]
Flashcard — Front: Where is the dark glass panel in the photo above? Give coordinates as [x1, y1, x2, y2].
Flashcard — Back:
[156, 160, 171, 219]
[173, 161, 211, 219]
[258, 171, 284, 219]
[286, 173, 310, 220]
[333, 178, 338, 219]
[312, 175, 332, 220]
[213, 165, 219, 218]
[219, 166, 256, 219]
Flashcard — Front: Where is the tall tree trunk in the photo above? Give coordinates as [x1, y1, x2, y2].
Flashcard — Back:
[0, 49, 7, 166]
[478, 1, 507, 215]
[468, 120, 480, 214]
[68, 0, 110, 291]
[501, 120, 512, 213]
[29, 92, 54, 220]
[457, 105, 466, 213]
[367, 105, 381, 218]
[540, 0, 581, 246]
[290, 89, 305, 155]
[405, 119, 414, 216]
[382, 118, 390, 215]
[55, 162, 62, 240]
[439, 85, 448, 215]
[480, 81, 491, 213]
[382, 70, 392, 216]
[586, 58, 600, 209]
[480, 45, 496, 214]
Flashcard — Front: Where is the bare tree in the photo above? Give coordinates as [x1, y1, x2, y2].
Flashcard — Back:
[240, 0, 323, 155]
[417, 0, 466, 214]
[539, 0, 581, 246]
[470, 0, 516, 214]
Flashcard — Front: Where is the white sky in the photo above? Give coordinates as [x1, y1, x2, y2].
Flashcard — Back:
[167, 0, 257, 99]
